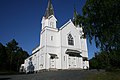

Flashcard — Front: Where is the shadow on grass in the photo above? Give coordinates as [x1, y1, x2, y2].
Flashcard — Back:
[86, 70, 120, 80]
[0, 78, 11, 80]
[0, 72, 24, 75]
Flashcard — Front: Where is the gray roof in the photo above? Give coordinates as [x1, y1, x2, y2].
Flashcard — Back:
[44, 0, 54, 18]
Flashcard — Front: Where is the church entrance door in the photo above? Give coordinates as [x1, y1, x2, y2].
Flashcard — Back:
[68, 56, 76, 68]
[50, 56, 56, 69]
[50, 58, 56, 68]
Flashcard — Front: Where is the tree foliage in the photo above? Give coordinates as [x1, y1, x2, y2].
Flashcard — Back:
[0, 39, 29, 72]
[0, 43, 7, 70]
[75, 0, 120, 70]
[90, 50, 120, 70]
[82, 0, 120, 52]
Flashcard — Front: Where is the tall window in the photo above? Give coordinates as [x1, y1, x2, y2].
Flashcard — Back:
[68, 34, 74, 45]
[50, 22, 54, 28]
[51, 36, 53, 41]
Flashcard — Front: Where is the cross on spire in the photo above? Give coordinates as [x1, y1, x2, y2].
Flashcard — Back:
[44, 0, 54, 18]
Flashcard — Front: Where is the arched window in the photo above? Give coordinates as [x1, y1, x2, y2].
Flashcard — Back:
[68, 34, 74, 45]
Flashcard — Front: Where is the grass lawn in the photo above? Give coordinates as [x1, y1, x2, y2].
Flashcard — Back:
[86, 71, 120, 80]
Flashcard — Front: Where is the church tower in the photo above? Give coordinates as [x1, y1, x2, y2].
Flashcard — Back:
[41, 0, 57, 30]
[40, 0, 58, 52]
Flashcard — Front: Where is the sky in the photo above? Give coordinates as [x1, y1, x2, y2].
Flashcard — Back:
[0, 0, 99, 59]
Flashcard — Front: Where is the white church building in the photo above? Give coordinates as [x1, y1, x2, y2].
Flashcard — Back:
[22, 0, 89, 72]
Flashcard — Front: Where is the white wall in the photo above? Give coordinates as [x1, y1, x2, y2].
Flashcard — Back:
[24, 19, 89, 71]
[60, 20, 81, 50]
[45, 27, 61, 69]
[59, 20, 83, 69]
[81, 39, 88, 57]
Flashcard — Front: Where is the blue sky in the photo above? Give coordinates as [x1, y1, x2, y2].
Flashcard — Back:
[0, 0, 99, 59]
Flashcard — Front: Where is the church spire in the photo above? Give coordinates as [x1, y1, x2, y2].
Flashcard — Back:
[44, 0, 54, 18]
[73, 6, 78, 26]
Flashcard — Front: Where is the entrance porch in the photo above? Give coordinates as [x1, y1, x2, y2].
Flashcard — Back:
[66, 49, 83, 69]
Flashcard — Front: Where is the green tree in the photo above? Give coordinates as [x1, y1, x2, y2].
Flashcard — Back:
[76, 0, 120, 70]
[0, 43, 7, 70]
[15, 48, 29, 71]
[81, 0, 120, 52]
[6, 39, 19, 71]
[0, 39, 29, 72]
[90, 50, 120, 70]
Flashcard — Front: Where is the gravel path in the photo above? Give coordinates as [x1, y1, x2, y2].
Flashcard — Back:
[0, 70, 102, 80]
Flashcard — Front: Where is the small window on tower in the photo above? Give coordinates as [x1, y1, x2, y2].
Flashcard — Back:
[50, 22, 54, 28]
[51, 36, 53, 41]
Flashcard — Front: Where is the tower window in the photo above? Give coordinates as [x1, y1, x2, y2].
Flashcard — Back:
[68, 34, 74, 45]
[50, 22, 54, 28]
[51, 36, 53, 41]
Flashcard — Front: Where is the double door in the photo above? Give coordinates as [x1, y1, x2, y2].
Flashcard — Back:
[69, 56, 76, 68]
[50, 58, 56, 68]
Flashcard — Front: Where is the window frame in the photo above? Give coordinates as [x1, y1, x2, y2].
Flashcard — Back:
[68, 34, 74, 45]
[51, 36, 53, 41]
